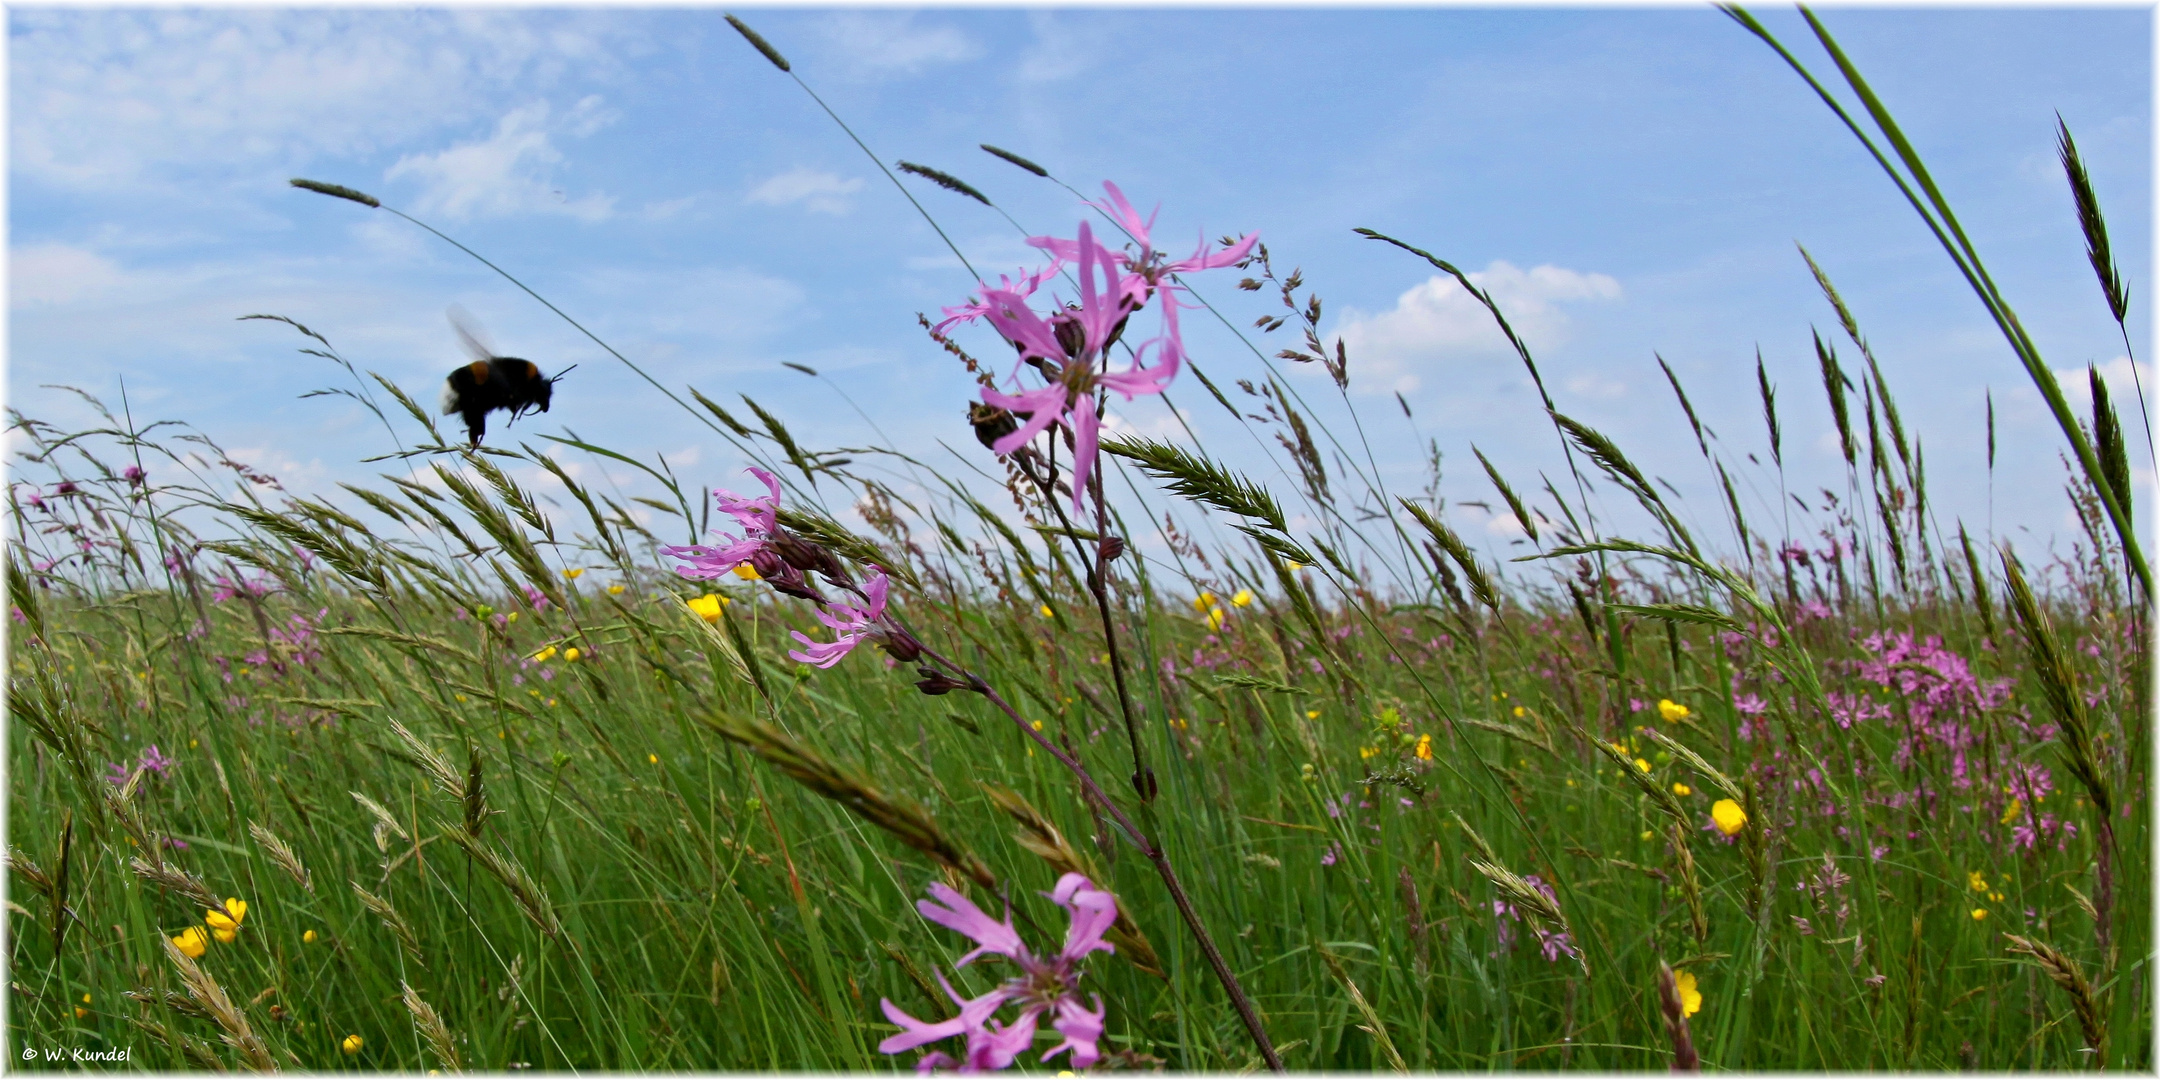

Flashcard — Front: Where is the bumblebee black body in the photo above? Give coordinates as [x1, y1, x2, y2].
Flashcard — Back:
[436, 305, 569, 448]
[441, 356, 553, 447]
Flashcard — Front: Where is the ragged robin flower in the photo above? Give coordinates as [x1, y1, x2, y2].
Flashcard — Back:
[879, 873, 1117, 1072]
[940, 185, 1254, 516]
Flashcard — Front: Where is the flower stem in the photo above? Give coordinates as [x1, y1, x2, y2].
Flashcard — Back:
[899, 633, 1282, 1072]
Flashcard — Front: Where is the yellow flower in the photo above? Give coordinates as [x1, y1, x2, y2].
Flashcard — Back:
[1513, 705, 1526, 718]
[1232, 588, 1254, 607]
[1971, 908, 1988, 921]
[204, 898, 248, 943]
[1168, 717, 1188, 732]
[607, 584, 626, 595]
[564, 568, 583, 579]
[734, 564, 761, 580]
[455, 694, 468, 703]
[1193, 592, 1217, 611]
[1672, 782, 1692, 797]
[1968, 870, 1988, 893]
[563, 647, 581, 663]
[189, 739, 198, 749]
[1658, 699, 1691, 723]
[1634, 758, 1651, 773]
[1285, 561, 1303, 571]
[342, 1035, 364, 1055]
[1306, 710, 1320, 720]
[1711, 799, 1747, 836]
[686, 594, 725, 623]
[1413, 734, 1433, 761]
[532, 645, 559, 663]
[75, 1007, 88, 1019]
[1674, 970, 1702, 1017]
[1359, 746, 1377, 759]
[648, 754, 659, 765]
[82, 994, 92, 1004]
[506, 612, 518, 623]
[2000, 799, 2023, 825]
[303, 930, 319, 944]
[1640, 829, 1654, 841]
[1204, 607, 1226, 632]
[1040, 604, 1055, 619]
[171, 927, 208, 958]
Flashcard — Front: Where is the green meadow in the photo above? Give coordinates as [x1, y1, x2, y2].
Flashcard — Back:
[7, 11, 2148, 1072]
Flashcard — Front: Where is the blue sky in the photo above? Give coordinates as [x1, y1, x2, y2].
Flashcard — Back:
[9, 6, 2151, 579]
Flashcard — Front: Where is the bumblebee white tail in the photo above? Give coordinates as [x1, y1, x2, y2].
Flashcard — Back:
[439, 380, 459, 416]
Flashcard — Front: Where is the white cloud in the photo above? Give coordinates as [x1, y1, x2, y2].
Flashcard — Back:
[1564, 372, 1629, 400]
[1332, 260, 1621, 394]
[384, 98, 618, 222]
[2053, 355, 2153, 418]
[11, 244, 126, 306]
[746, 168, 866, 216]
[9, 10, 637, 190]
[1015, 11, 1105, 84]
[817, 13, 977, 76]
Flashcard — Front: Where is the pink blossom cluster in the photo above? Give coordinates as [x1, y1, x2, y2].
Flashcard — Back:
[879, 874, 1116, 1073]
[937, 183, 1254, 514]
[664, 467, 895, 669]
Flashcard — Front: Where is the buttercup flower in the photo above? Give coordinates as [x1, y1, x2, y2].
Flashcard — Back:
[1674, 970, 1702, 1017]
[342, 1035, 364, 1055]
[205, 898, 247, 943]
[1231, 588, 1254, 608]
[686, 594, 727, 623]
[171, 927, 208, 958]
[1658, 699, 1691, 723]
[1711, 799, 1747, 836]
[878, 873, 1117, 1073]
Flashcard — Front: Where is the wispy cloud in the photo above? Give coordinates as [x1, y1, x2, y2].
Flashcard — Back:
[815, 13, 977, 77]
[1333, 261, 1621, 394]
[746, 168, 865, 216]
[10, 10, 638, 190]
[384, 98, 619, 222]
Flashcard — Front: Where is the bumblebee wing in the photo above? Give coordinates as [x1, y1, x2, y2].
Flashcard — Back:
[447, 304, 497, 365]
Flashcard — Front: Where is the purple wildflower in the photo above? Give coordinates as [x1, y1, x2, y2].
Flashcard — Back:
[879, 873, 1116, 1073]
[138, 744, 175, 778]
[664, 468, 802, 589]
[788, 572, 889, 669]
[123, 465, 146, 485]
[941, 185, 1251, 514]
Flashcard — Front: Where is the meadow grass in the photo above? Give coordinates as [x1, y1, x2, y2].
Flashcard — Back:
[7, 10, 2151, 1072]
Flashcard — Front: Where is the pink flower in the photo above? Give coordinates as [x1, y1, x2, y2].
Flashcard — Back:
[138, 744, 175, 777]
[787, 573, 889, 668]
[665, 467, 785, 579]
[942, 186, 1251, 515]
[878, 873, 1117, 1073]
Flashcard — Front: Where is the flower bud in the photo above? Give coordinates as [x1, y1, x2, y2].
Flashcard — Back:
[1099, 536, 1126, 562]
[915, 667, 968, 696]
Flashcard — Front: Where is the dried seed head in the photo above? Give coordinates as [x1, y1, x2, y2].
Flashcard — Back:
[979, 144, 1048, 177]
[290, 178, 381, 208]
[897, 161, 991, 206]
[724, 14, 790, 71]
